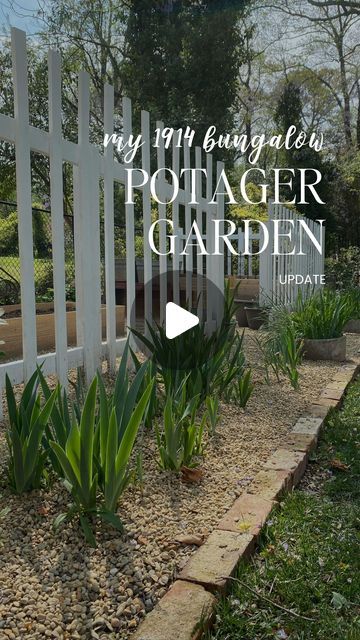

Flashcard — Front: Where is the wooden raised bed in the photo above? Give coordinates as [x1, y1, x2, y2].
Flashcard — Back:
[0, 303, 125, 360]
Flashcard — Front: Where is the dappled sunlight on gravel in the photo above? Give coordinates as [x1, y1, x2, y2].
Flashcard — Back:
[0, 330, 359, 638]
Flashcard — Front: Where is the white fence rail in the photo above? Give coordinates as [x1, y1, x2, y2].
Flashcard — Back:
[0, 28, 224, 418]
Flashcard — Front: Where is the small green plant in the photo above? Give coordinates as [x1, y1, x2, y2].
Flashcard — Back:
[232, 369, 254, 407]
[5, 372, 58, 493]
[131, 285, 244, 404]
[277, 323, 303, 390]
[130, 347, 159, 427]
[50, 362, 154, 546]
[36, 366, 75, 478]
[293, 289, 353, 339]
[205, 396, 220, 435]
[156, 381, 204, 471]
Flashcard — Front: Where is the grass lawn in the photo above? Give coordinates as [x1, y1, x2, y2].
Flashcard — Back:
[0, 255, 52, 283]
[207, 379, 360, 640]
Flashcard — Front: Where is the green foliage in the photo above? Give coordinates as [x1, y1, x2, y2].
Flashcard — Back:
[123, 0, 250, 163]
[50, 367, 153, 546]
[131, 283, 245, 404]
[277, 323, 303, 390]
[156, 381, 204, 471]
[230, 369, 254, 407]
[5, 372, 58, 493]
[205, 396, 220, 435]
[130, 348, 159, 428]
[325, 247, 360, 290]
[96, 371, 154, 513]
[341, 287, 360, 320]
[228, 177, 268, 222]
[0, 211, 18, 256]
[293, 289, 353, 339]
[256, 304, 303, 389]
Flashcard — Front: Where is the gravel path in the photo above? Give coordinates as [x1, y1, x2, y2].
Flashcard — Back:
[0, 330, 359, 640]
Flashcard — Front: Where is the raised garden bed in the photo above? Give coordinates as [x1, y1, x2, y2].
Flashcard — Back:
[0, 303, 125, 360]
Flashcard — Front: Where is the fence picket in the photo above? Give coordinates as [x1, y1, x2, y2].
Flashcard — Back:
[123, 97, 136, 337]
[156, 121, 167, 325]
[103, 84, 117, 372]
[11, 28, 37, 383]
[141, 110, 153, 333]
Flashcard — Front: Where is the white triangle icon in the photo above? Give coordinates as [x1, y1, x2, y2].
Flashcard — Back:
[165, 302, 199, 339]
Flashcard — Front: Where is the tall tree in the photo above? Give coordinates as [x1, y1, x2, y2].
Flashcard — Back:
[122, 0, 251, 158]
[274, 80, 335, 223]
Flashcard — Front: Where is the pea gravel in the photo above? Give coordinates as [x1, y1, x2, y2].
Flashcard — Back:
[0, 330, 359, 639]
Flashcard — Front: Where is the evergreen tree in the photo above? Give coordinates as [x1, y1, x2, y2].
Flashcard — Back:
[122, 0, 250, 161]
[274, 80, 334, 223]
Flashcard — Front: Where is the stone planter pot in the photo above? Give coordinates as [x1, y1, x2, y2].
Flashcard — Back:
[245, 306, 267, 330]
[235, 299, 256, 327]
[303, 335, 346, 361]
[344, 318, 360, 334]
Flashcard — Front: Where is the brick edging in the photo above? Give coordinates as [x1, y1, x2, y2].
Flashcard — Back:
[133, 361, 359, 640]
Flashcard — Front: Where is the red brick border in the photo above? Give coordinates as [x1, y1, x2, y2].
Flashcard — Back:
[133, 361, 359, 640]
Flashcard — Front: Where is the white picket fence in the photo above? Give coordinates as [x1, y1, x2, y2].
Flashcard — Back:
[259, 203, 325, 306]
[0, 29, 325, 418]
[0, 28, 225, 417]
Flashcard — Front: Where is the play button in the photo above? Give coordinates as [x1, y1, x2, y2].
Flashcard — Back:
[165, 302, 199, 339]
[129, 268, 225, 372]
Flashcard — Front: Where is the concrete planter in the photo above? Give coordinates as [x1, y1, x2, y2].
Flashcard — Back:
[245, 306, 267, 330]
[235, 300, 256, 327]
[303, 335, 346, 361]
[344, 318, 360, 334]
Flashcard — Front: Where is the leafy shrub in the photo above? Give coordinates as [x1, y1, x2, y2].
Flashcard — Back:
[0, 211, 18, 256]
[33, 212, 51, 258]
[341, 288, 360, 320]
[5, 372, 57, 493]
[292, 289, 353, 339]
[325, 247, 360, 290]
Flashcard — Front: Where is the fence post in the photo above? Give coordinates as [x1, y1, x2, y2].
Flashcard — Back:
[172, 134, 181, 306]
[195, 147, 204, 318]
[73, 71, 101, 384]
[48, 49, 68, 387]
[259, 201, 272, 306]
[184, 139, 192, 307]
[123, 97, 136, 338]
[156, 122, 168, 325]
[103, 84, 117, 373]
[141, 110, 153, 333]
[11, 28, 37, 382]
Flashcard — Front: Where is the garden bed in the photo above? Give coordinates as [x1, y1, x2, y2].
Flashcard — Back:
[0, 330, 359, 639]
[0, 304, 125, 360]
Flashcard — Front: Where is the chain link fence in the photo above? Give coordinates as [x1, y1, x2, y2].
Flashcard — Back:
[0, 201, 135, 306]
